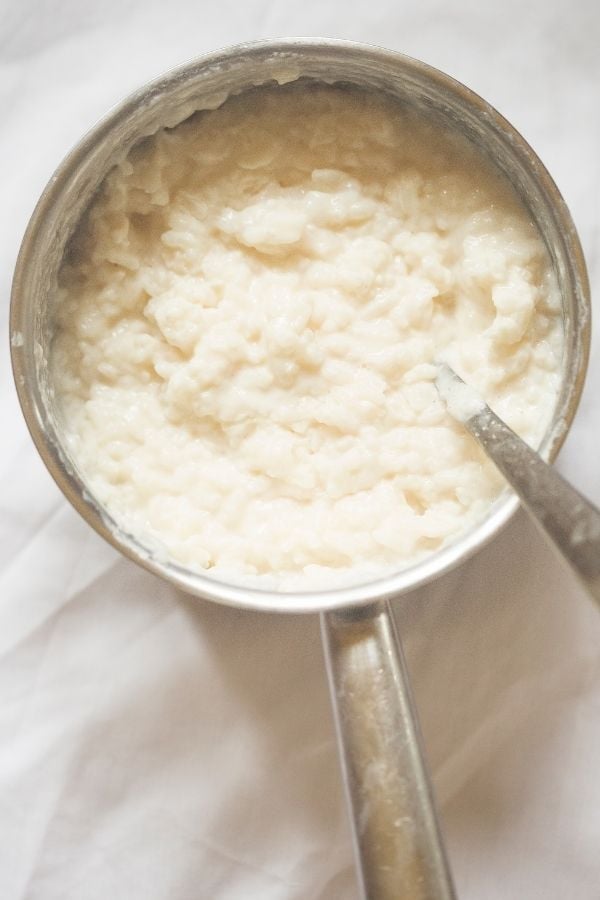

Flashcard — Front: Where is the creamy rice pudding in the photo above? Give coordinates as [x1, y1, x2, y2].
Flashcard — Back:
[53, 83, 562, 586]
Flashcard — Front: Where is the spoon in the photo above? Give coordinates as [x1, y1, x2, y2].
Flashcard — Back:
[435, 363, 600, 608]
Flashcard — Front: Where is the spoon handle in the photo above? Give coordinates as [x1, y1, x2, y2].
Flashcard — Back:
[464, 401, 600, 606]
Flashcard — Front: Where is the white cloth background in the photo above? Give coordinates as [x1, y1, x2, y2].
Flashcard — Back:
[1, 1, 599, 897]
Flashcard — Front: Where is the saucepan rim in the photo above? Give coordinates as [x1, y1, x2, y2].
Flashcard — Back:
[10, 37, 591, 613]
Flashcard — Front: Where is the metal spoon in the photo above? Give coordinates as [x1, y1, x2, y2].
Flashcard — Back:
[435, 363, 600, 607]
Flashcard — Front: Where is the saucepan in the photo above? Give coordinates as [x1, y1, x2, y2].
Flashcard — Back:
[10, 39, 590, 899]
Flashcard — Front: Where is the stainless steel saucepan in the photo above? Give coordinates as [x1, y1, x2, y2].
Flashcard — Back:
[10, 39, 590, 899]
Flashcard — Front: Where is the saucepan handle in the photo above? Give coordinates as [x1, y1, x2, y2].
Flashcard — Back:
[321, 601, 456, 900]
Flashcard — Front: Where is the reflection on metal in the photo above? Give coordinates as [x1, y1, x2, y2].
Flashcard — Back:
[322, 604, 456, 899]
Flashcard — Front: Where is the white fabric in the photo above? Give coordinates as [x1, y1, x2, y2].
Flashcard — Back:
[1, 1, 599, 897]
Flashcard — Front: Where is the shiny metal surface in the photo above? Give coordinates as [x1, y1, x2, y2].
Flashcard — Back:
[322, 604, 456, 899]
[10, 39, 591, 900]
[437, 364, 600, 607]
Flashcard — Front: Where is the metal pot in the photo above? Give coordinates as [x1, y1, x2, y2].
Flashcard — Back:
[10, 39, 590, 899]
